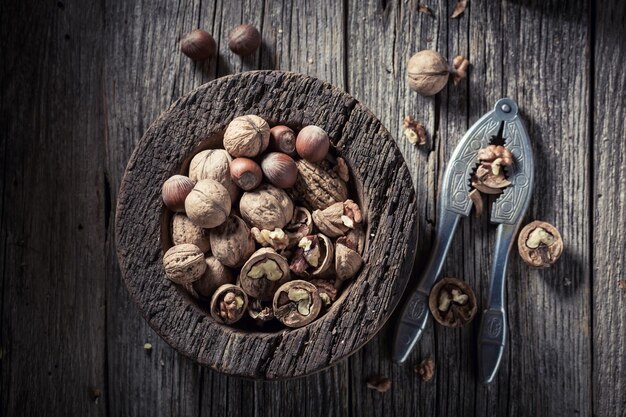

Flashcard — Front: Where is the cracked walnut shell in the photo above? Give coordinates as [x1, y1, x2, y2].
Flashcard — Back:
[428, 277, 477, 327]
[312, 199, 362, 237]
[273, 280, 322, 328]
[518, 221, 563, 268]
[210, 284, 248, 324]
[293, 159, 348, 210]
[239, 248, 291, 301]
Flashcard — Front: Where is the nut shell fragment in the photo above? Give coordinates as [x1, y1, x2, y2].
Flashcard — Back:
[428, 277, 477, 327]
[335, 236, 363, 282]
[272, 280, 322, 328]
[517, 221, 563, 268]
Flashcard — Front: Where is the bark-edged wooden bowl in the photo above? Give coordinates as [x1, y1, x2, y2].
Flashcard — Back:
[115, 71, 417, 379]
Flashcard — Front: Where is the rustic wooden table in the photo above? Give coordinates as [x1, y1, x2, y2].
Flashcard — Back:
[1, 0, 624, 416]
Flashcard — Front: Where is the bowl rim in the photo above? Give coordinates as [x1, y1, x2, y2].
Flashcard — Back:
[115, 70, 418, 379]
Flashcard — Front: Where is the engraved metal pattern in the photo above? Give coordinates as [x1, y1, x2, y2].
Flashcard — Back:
[403, 292, 429, 324]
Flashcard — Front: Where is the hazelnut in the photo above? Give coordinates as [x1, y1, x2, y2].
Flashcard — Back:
[261, 152, 298, 189]
[171, 213, 211, 253]
[223, 115, 270, 158]
[272, 280, 322, 328]
[210, 284, 248, 324]
[312, 199, 363, 237]
[517, 221, 563, 268]
[295, 125, 330, 162]
[162, 175, 195, 212]
[250, 227, 289, 251]
[184, 179, 231, 228]
[239, 248, 291, 301]
[188, 149, 238, 202]
[163, 243, 207, 284]
[185, 256, 233, 300]
[227, 24, 261, 56]
[428, 277, 477, 327]
[239, 184, 294, 230]
[180, 29, 216, 60]
[209, 215, 255, 268]
[406, 50, 450, 96]
[229, 157, 262, 191]
[289, 234, 334, 278]
[269, 125, 296, 155]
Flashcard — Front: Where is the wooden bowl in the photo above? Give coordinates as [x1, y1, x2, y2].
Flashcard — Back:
[116, 71, 417, 379]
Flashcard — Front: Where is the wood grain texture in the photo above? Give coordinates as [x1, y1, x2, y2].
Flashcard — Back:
[116, 71, 417, 379]
[593, 1, 626, 416]
[1, 0, 624, 415]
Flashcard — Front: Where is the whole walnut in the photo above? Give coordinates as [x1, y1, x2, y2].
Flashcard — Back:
[185, 256, 233, 299]
[171, 213, 211, 253]
[209, 215, 256, 268]
[240, 184, 294, 230]
[163, 243, 207, 284]
[188, 149, 238, 202]
[184, 179, 231, 228]
[293, 160, 348, 210]
[407, 50, 450, 96]
[223, 115, 270, 158]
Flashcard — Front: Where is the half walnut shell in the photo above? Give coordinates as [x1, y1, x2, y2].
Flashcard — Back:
[428, 277, 477, 328]
[239, 247, 291, 301]
[289, 234, 334, 278]
[210, 284, 248, 325]
[272, 280, 322, 328]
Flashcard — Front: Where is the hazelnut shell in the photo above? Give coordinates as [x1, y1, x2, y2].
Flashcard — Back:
[228, 24, 261, 56]
[296, 125, 330, 162]
[269, 125, 296, 155]
[261, 152, 298, 189]
[180, 29, 216, 60]
[229, 157, 263, 191]
[162, 175, 195, 212]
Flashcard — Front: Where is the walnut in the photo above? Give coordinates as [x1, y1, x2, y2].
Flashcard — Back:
[210, 284, 248, 324]
[223, 115, 270, 157]
[428, 277, 477, 327]
[335, 236, 363, 283]
[310, 279, 338, 307]
[272, 280, 322, 328]
[293, 159, 348, 210]
[289, 234, 334, 278]
[415, 357, 435, 382]
[209, 215, 255, 268]
[472, 145, 514, 195]
[250, 227, 289, 251]
[188, 149, 238, 202]
[239, 184, 294, 230]
[184, 179, 231, 228]
[517, 221, 563, 268]
[406, 50, 449, 96]
[451, 55, 470, 86]
[403, 115, 427, 146]
[239, 248, 291, 301]
[171, 213, 211, 253]
[248, 298, 274, 323]
[162, 243, 207, 284]
[312, 199, 362, 237]
[284, 206, 313, 247]
[184, 256, 233, 300]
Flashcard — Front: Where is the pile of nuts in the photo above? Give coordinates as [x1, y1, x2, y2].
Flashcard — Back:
[161, 115, 364, 329]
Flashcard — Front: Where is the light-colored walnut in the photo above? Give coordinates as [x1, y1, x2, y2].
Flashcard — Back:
[209, 215, 255, 268]
[250, 227, 289, 251]
[184, 179, 231, 228]
[184, 256, 233, 299]
[171, 214, 211, 253]
[223, 115, 270, 157]
[292, 160, 348, 210]
[163, 243, 206, 284]
[312, 199, 362, 237]
[239, 184, 294, 230]
[335, 236, 363, 282]
[188, 149, 238, 201]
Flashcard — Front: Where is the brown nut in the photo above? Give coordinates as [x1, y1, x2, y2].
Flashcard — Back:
[239, 248, 291, 301]
[227, 24, 261, 56]
[188, 149, 238, 202]
[269, 125, 296, 155]
[415, 357, 435, 382]
[210, 284, 248, 324]
[312, 199, 363, 237]
[163, 243, 207, 284]
[407, 50, 450, 96]
[285, 206, 313, 247]
[293, 159, 348, 210]
[184, 179, 231, 228]
[239, 184, 294, 230]
[477, 145, 514, 168]
[517, 221, 563, 268]
[272, 280, 322, 328]
[230, 157, 263, 191]
[296, 125, 330, 162]
[180, 29, 216, 60]
[250, 227, 289, 251]
[451, 55, 470, 86]
[335, 236, 363, 282]
[428, 277, 477, 328]
[366, 375, 392, 393]
[184, 256, 233, 300]
[261, 152, 298, 189]
[248, 298, 274, 323]
[403, 115, 427, 146]
[310, 279, 338, 307]
[171, 213, 211, 253]
[223, 115, 270, 158]
[289, 234, 334, 278]
[209, 215, 255, 268]
[162, 175, 195, 212]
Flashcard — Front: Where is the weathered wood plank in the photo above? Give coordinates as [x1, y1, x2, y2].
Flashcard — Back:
[0, 0, 107, 416]
[593, 1, 626, 416]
